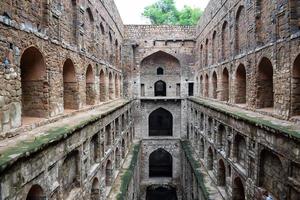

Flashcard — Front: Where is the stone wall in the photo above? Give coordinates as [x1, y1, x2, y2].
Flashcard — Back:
[0, 101, 134, 200]
[187, 98, 300, 200]
[194, 0, 300, 120]
[0, 0, 124, 134]
[124, 25, 196, 98]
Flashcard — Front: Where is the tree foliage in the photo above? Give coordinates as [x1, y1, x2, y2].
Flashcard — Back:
[142, 0, 202, 26]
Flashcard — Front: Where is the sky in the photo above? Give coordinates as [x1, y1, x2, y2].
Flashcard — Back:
[114, 0, 210, 24]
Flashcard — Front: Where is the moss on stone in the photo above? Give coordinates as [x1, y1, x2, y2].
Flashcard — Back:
[189, 97, 300, 139]
[0, 100, 131, 173]
[181, 140, 210, 199]
[116, 142, 141, 200]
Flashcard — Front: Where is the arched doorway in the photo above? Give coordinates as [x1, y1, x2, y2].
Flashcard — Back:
[222, 68, 229, 101]
[207, 147, 213, 170]
[149, 148, 172, 177]
[232, 177, 245, 200]
[212, 71, 217, 99]
[20, 47, 48, 118]
[115, 147, 121, 169]
[292, 54, 300, 116]
[259, 150, 283, 199]
[109, 72, 114, 100]
[115, 74, 119, 98]
[61, 150, 80, 198]
[63, 59, 78, 110]
[149, 108, 173, 136]
[86, 65, 95, 105]
[154, 80, 166, 96]
[257, 57, 274, 109]
[91, 178, 100, 200]
[99, 69, 106, 102]
[105, 160, 113, 186]
[26, 184, 45, 200]
[235, 64, 246, 104]
[146, 185, 178, 200]
[218, 159, 226, 186]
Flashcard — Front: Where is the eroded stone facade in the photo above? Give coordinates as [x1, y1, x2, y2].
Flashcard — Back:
[1, 0, 300, 200]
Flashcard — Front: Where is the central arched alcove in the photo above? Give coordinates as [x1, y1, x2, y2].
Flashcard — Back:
[146, 185, 178, 200]
[26, 184, 45, 200]
[140, 51, 180, 97]
[149, 108, 173, 136]
[154, 80, 166, 96]
[149, 148, 172, 177]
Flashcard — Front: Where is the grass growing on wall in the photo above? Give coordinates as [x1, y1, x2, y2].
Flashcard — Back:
[181, 140, 210, 199]
[116, 142, 141, 200]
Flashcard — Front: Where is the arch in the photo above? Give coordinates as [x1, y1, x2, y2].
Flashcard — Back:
[109, 72, 114, 100]
[149, 148, 172, 177]
[222, 68, 229, 101]
[146, 185, 178, 200]
[235, 64, 246, 104]
[207, 147, 213, 170]
[99, 69, 106, 102]
[115, 147, 121, 168]
[154, 80, 166, 96]
[149, 108, 173, 136]
[86, 7, 94, 22]
[91, 178, 100, 200]
[257, 57, 274, 108]
[217, 124, 225, 149]
[212, 71, 218, 99]
[90, 134, 100, 164]
[157, 67, 164, 75]
[234, 134, 246, 167]
[121, 138, 126, 158]
[205, 39, 209, 66]
[200, 44, 203, 67]
[26, 184, 45, 200]
[232, 177, 245, 200]
[63, 59, 78, 110]
[106, 124, 111, 146]
[86, 65, 95, 105]
[221, 21, 229, 60]
[115, 74, 120, 98]
[105, 160, 113, 186]
[200, 75, 203, 96]
[212, 31, 217, 64]
[61, 150, 80, 198]
[20, 46, 48, 118]
[141, 50, 180, 66]
[259, 150, 283, 199]
[199, 138, 204, 159]
[218, 159, 226, 186]
[205, 74, 209, 97]
[290, 0, 300, 32]
[292, 54, 300, 116]
[235, 6, 246, 54]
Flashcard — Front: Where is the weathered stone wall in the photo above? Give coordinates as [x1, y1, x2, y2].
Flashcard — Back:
[139, 139, 182, 199]
[0, 102, 134, 200]
[0, 0, 124, 134]
[194, 0, 300, 120]
[187, 98, 300, 200]
[124, 25, 196, 99]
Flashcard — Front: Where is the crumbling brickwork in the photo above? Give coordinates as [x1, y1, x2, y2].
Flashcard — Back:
[1, 0, 300, 199]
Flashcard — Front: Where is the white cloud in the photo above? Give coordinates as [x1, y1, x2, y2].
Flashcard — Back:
[114, 0, 209, 24]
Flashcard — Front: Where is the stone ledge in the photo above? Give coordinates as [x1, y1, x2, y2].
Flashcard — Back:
[181, 140, 222, 200]
[108, 141, 141, 200]
[0, 99, 131, 173]
[188, 97, 300, 140]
